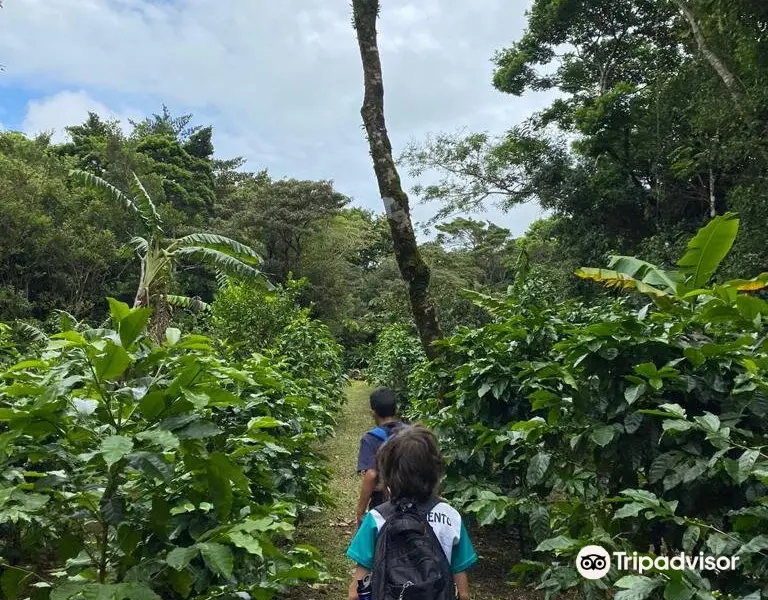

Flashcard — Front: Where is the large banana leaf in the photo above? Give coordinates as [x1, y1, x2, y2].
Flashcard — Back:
[174, 233, 262, 265]
[723, 272, 768, 292]
[167, 295, 211, 312]
[129, 173, 163, 232]
[574, 268, 669, 297]
[12, 322, 48, 343]
[174, 246, 263, 279]
[677, 212, 739, 288]
[215, 270, 231, 290]
[607, 256, 682, 295]
[129, 237, 149, 255]
[70, 170, 158, 232]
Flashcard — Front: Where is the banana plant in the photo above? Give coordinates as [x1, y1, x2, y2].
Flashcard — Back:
[70, 169, 270, 342]
[576, 212, 768, 304]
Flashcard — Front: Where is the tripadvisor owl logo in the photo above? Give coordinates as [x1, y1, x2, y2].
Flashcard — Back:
[576, 545, 611, 579]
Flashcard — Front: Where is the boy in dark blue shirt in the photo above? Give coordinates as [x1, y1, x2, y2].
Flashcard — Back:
[354, 387, 406, 526]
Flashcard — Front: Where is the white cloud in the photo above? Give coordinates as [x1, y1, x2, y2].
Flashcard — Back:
[22, 90, 139, 143]
[2, 0, 551, 236]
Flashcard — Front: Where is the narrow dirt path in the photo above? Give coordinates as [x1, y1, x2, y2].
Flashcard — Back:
[284, 381, 535, 600]
[284, 380, 372, 599]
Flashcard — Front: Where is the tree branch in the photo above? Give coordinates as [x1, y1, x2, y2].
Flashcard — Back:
[673, 0, 743, 109]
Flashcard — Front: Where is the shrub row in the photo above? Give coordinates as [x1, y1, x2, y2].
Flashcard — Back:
[0, 297, 345, 600]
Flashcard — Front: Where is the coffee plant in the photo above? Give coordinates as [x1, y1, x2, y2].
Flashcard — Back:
[0, 298, 345, 600]
[367, 324, 425, 409]
[408, 214, 768, 600]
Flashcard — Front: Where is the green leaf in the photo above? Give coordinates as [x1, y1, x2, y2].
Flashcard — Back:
[135, 429, 179, 451]
[208, 452, 250, 494]
[182, 388, 209, 410]
[227, 530, 263, 556]
[167, 568, 193, 597]
[534, 535, 578, 553]
[620, 489, 660, 507]
[614, 575, 663, 600]
[208, 469, 233, 520]
[174, 246, 263, 280]
[738, 535, 768, 556]
[176, 420, 221, 439]
[676, 212, 739, 288]
[609, 256, 681, 294]
[1, 566, 30, 600]
[664, 578, 695, 600]
[100, 492, 125, 525]
[737, 449, 759, 482]
[129, 452, 173, 482]
[528, 505, 549, 544]
[575, 267, 669, 297]
[71, 169, 161, 231]
[634, 362, 658, 379]
[138, 392, 166, 420]
[118, 307, 152, 349]
[614, 503, 644, 519]
[247, 416, 285, 430]
[95, 340, 132, 381]
[176, 232, 261, 263]
[526, 453, 550, 487]
[625, 384, 646, 405]
[663, 420, 693, 433]
[694, 413, 720, 433]
[165, 328, 181, 346]
[198, 542, 233, 579]
[682, 526, 700, 552]
[107, 297, 131, 323]
[100, 435, 133, 468]
[167, 546, 199, 570]
[590, 425, 616, 447]
[50, 583, 87, 600]
[659, 403, 687, 418]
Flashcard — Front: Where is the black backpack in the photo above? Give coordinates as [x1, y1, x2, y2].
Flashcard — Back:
[370, 498, 455, 600]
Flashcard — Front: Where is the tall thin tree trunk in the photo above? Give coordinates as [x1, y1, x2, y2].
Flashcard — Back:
[351, 0, 442, 360]
[673, 0, 743, 108]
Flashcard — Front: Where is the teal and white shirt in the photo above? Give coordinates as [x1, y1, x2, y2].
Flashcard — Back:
[346, 501, 478, 574]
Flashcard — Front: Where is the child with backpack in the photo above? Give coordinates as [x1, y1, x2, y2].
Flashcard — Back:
[346, 425, 477, 600]
[355, 387, 407, 527]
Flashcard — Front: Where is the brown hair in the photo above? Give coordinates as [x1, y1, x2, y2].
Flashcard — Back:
[376, 425, 444, 503]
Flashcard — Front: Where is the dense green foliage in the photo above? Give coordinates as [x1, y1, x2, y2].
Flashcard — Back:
[4, 2, 768, 599]
[366, 324, 425, 410]
[0, 113, 504, 364]
[401, 0, 768, 289]
[210, 281, 305, 360]
[404, 217, 768, 600]
[0, 298, 345, 600]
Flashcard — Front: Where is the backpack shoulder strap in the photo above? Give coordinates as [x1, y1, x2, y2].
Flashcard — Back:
[412, 496, 441, 520]
[374, 500, 396, 520]
[368, 426, 389, 442]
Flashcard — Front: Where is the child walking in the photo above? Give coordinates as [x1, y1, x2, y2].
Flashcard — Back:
[354, 387, 407, 526]
[346, 425, 477, 600]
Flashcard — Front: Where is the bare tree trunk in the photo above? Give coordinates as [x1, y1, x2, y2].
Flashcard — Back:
[148, 296, 172, 345]
[351, 0, 442, 360]
[708, 166, 716, 218]
[673, 0, 743, 108]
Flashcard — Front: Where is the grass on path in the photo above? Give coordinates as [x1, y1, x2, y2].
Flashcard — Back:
[283, 381, 372, 599]
[285, 381, 541, 600]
